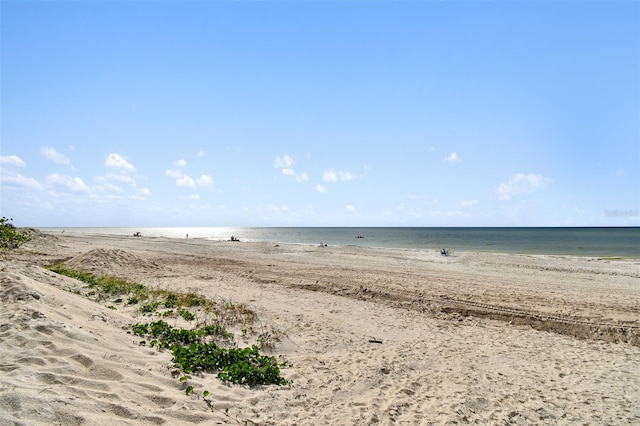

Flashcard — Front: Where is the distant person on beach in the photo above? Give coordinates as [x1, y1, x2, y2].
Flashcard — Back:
[186, 234, 189, 239]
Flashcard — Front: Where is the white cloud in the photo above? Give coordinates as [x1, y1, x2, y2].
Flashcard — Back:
[94, 179, 124, 193]
[267, 204, 289, 213]
[197, 174, 214, 186]
[430, 146, 436, 151]
[176, 159, 187, 167]
[275, 155, 307, 183]
[461, 199, 479, 207]
[323, 170, 338, 182]
[345, 205, 357, 213]
[339, 171, 353, 181]
[40, 146, 70, 165]
[180, 194, 200, 201]
[106, 172, 136, 187]
[176, 175, 196, 189]
[323, 169, 354, 182]
[444, 152, 460, 163]
[197, 150, 205, 157]
[282, 168, 296, 176]
[316, 184, 328, 193]
[497, 173, 551, 200]
[46, 173, 91, 193]
[166, 169, 183, 178]
[105, 153, 136, 172]
[274, 154, 294, 168]
[131, 187, 152, 200]
[0, 155, 26, 167]
[1, 172, 42, 190]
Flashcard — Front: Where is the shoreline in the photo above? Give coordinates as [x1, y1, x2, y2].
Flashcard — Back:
[31, 227, 640, 259]
[2, 230, 639, 424]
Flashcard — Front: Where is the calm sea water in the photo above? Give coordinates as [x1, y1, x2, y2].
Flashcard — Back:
[40, 227, 639, 258]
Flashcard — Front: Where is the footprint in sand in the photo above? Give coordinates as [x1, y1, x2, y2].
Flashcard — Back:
[70, 353, 93, 368]
[18, 356, 47, 366]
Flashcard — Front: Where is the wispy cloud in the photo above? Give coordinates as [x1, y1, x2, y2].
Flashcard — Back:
[166, 167, 214, 190]
[345, 205, 357, 213]
[197, 174, 214, 186]
[105, 172, 136, 187]
[46, 173, 91, 193]
[177, 193, 200, 201]
[0, 155, 26, 167]
[176, 159, 187, 167]
[316, 184, 328, 193]
[1, 172, 42, 190]
[94, 178, 124, 193]
[497, 173, 551, 200]
[274, 154, 307, 183]
[322, 169, 353, 182]
[40, 146, 70, 165]
[166, 169, 182, 178]
[267, 204, 290, 213]
[176, 175, 196, 189]
[105, 153, 136, 172]
[444, 152, 460, 163]
[131, 188, 152, 200]
[274, 154, 294, 168]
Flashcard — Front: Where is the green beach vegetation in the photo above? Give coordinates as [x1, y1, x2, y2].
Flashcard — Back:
[45, 264, 290, 392]
[0, 217, 32, 250]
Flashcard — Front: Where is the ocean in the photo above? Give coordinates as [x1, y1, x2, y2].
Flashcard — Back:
[40, 227, 640, 258]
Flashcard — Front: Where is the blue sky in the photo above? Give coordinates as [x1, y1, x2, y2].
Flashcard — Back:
[1, 1, 638, 227]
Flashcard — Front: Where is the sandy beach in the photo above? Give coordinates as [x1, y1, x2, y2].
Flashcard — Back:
[1, 230, 639, 425]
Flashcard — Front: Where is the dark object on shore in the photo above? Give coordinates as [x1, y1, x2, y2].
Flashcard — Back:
[356, 235, 365, 239]
[441, 248, 449, 256]
[133, 232, 142, 237]
[368, 338, 383, 344]
[230, 236, 240, 242]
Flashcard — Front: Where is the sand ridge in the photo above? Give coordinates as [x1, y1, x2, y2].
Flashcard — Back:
[1, 231, 639, 424]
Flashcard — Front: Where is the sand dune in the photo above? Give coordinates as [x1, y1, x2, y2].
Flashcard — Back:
[1, 231, 639, 424]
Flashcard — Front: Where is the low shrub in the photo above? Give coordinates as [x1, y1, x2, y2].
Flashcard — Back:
[0, 217, 32, 250]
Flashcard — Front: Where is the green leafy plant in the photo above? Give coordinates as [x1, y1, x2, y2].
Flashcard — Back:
[0, 217, 32, 250]
[140, 301, 160, 314]
[132, 320, 287, 387]
[179, 308, 195, 321]
[46, 265, 289, 389]
[172, 343, 289, 387]
[164, 292, 178, 308]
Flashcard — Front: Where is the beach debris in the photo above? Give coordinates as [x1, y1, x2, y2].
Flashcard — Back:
[368, 337, 383, 344]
